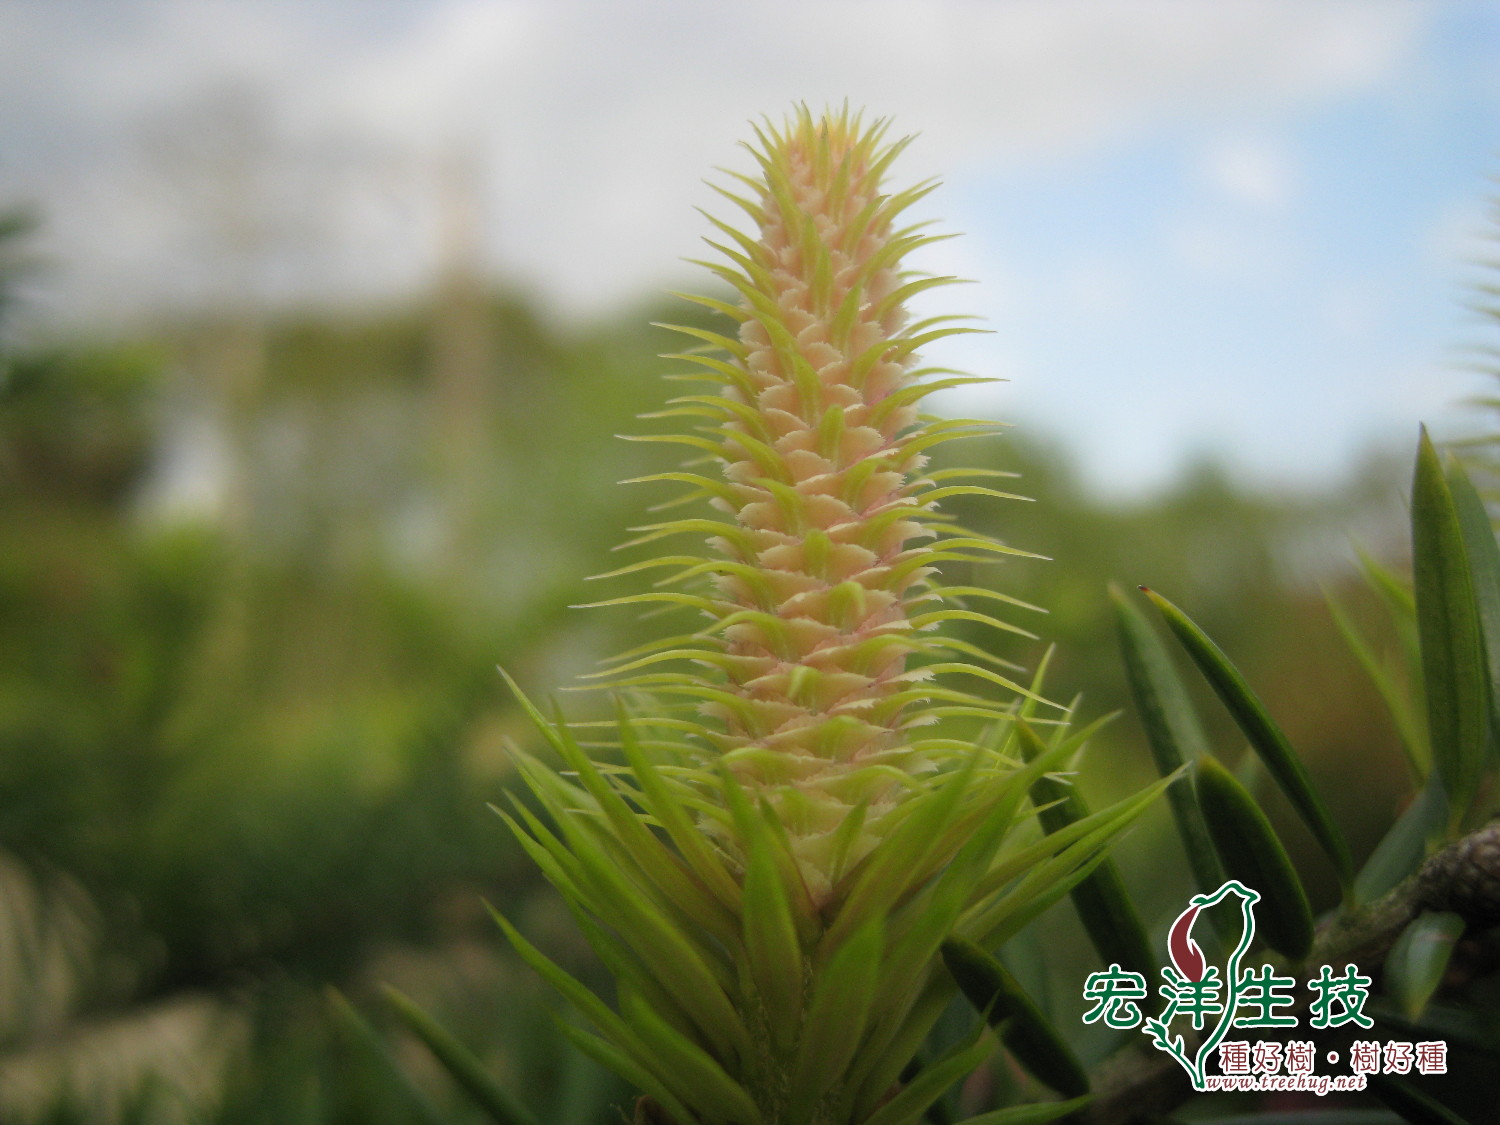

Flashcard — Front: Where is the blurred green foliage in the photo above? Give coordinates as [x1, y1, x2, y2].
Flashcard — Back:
[0, 208, 1420, 1121]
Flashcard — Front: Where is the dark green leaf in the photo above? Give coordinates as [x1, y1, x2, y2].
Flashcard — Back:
[1143, 586, 1353, 896]
[1386, 911, 1465, 1021]
[941, 937, 1089, 1097]
[898, 1049, 954, 1125]
[1112, 585, 1236, 942]
[1193, 756, 1314, 961]
[1411, 427, 1491, 831]
[1445, 454, 1500, 775]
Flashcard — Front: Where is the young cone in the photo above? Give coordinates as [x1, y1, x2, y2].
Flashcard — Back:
[503, 106, 1161, 1125]
[590, 105, 1041, 899]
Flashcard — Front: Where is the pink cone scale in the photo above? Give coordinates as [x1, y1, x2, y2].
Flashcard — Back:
[501, 106, 1167, 1125]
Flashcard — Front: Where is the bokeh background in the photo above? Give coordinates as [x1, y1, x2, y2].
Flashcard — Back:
[1, 2, 1497, 1121]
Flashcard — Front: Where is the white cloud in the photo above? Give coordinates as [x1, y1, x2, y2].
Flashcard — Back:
[0, 0, 1428, 325]
[1199, 136, 1298, 210]
[1319, 280, 1383, 340]
[1058, 259, 1137, 321]
[1166, 213, 1290, 279]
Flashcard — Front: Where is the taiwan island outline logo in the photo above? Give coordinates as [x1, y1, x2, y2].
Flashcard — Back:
[1081, 880, 1449, 1095]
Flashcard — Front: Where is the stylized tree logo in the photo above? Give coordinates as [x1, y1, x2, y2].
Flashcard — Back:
[1142, 880, 1260, 1090]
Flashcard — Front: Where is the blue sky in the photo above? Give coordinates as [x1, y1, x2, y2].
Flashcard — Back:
[934, 107, 1493, 490]
[914, 6, 1500, 492]
[1, 1, 1497, 496]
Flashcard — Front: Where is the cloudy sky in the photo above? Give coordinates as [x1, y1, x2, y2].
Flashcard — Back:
[2, 1, 1497, 496]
